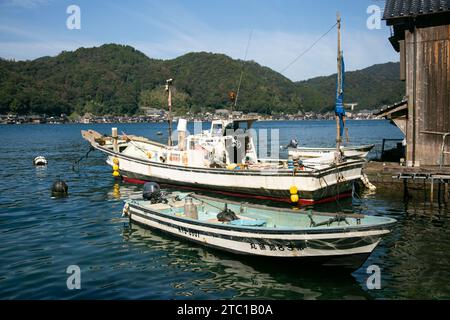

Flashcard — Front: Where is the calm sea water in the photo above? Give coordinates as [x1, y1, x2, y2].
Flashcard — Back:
[0, 120, 449, 299]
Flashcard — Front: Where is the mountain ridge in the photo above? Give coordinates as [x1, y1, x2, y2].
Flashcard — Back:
[0, 44, 404, 116]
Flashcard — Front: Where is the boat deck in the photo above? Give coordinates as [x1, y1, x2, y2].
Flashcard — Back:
[130, 195, 394, 231]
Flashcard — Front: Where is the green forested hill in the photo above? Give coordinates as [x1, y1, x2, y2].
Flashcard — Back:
[0, 44, 404, 116]
[296, 62, 405, 112]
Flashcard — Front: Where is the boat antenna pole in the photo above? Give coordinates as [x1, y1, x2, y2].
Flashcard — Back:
[166, 78, 173, 147]
[335, 12, 342, 153]
[233, 30, 253, 114]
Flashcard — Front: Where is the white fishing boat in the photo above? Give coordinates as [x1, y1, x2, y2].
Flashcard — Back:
[288, 144, 375, 161]
[122, 188, 395, 269]
[81, 18, 368, 205]
[82, 117, 365, 205]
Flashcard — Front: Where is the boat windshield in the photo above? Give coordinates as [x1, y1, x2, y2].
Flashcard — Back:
[211, 123, 223, 137]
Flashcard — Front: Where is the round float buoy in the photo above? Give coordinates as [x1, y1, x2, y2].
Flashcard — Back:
[289, 185, 298, 195]
[290, 194, 299, 203]
[51, 180, 68, 197]
[112, 157, 120, 178]
[33, 156, 48, 166]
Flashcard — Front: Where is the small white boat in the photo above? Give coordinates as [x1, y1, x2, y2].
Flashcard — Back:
[123, 190, 395, 270]
[288, 144, 375, 161]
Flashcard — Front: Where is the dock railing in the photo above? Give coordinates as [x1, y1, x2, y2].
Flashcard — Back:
[381, 138, 403, 161]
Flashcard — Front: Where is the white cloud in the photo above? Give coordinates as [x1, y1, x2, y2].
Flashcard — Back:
[0, 40, 100, 60]
[128, 28, 398, 81]
[0, 2, 399, 81]
[0, 28, 398, 80]
[0, 0, 50, 9]
[113, 4, 398, 80]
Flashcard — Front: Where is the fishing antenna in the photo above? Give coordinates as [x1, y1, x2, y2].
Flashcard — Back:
[279, 22, 338, 75]
[269, 22, 339, 113]
[233, 29, 253, 111]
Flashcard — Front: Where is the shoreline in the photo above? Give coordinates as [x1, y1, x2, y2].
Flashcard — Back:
[0, 118, 385, 125]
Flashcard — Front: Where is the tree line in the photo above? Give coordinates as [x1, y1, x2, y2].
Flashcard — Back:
[0, 44, 404, 117]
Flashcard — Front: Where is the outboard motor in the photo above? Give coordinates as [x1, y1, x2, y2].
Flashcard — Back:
[217, 203, 239, 222]
[287, 138, 298, 149]
[143, 182, 167, 204]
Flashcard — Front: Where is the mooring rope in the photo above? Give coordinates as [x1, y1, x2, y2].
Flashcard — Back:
[72, 146, 95, 171]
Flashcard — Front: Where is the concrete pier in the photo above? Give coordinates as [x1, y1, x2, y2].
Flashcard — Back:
[363, 161, 450, 202]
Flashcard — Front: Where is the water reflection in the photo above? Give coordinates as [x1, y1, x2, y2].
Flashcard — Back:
[2, 122, 449, 299]
[352, 189, 450, 299]
[122, 222, 370, 300]
[111, 166, 450, 299]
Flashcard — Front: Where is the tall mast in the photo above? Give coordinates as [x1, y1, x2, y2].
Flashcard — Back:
[166, 78, 173, 147]
[336, 12, 342, 152]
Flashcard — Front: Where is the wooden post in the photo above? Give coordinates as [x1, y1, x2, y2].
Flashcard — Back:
[430, 177, 434, 202]
[444, 182, 449, 202]
[403, 178, 409, 200]
[438, 181, 442, 203]
[166, 79, 173, 147]
[336, 116, 341, 148]
[111, 127, 118, 153]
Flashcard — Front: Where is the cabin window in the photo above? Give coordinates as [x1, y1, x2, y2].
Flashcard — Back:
[212, 124, 223, 136]
[237, 122, 249, 131]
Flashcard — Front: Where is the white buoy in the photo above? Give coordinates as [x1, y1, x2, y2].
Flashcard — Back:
[33, 156, 48, 166]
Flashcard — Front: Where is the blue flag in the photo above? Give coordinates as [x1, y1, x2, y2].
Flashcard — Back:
[335, 53, 345, 137]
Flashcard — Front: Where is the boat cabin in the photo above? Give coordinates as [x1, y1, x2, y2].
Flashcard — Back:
[184, 118, 258, 167]
[99, 118, 262, 169]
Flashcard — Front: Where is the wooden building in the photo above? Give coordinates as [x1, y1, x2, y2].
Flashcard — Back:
[383, 0, 450, 166]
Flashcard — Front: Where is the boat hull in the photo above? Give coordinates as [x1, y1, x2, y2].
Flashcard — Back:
[120, 169, 355, 204]
[84, 137, 365, 204]
[127, 203, 389, 269]
[108, 150, 364, 204]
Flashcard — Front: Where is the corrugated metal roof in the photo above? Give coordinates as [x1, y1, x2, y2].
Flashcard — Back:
[383, 0, 450, 19]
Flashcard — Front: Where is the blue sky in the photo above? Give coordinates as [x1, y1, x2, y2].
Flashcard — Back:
[0, 0, 397, 81]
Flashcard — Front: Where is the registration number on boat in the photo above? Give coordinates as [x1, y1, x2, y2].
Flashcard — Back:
[249, 242, 306, 252]
[177, 226, 200, 238]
